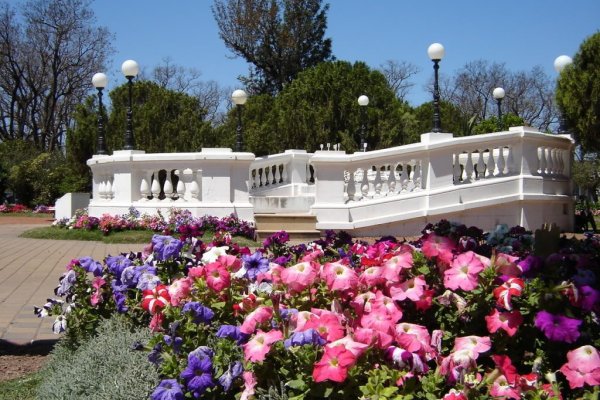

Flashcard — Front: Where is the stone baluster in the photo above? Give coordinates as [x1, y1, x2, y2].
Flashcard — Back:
[413, 161, 422, 190]
[174, 170, 185, 201]
[361, 167, 370, 199]
[353, 169, 363, 201]
[105, 177, 114, 200]
[497, 147, 506, 176]
[486, 148, 496, 178]
[281, 163, 288, 183]
[387, 164, 397, 194]
[99, 180, 106, 200]
[557, 149, 565, 175]
[346, 168, 356, 201]
[252, 169, 259, 189]
[453, 153, 462, 183]
[189, 170, 201, 201]
[550, 148, 558, 175]
[151, 170, 161, 201]
[400, 162, 409, 192]
[476, 149, 485, 179]
[373, 167, 383, 197]
[506, 146, 515, 175]
[539, 147, 547, 175]
[140, 171, 151, 201]
[464, 151, 474, 183]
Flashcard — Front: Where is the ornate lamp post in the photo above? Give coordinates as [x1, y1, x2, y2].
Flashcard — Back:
[493, 87, 505, 131]
[231, 89, 248, 152]
[121, 59, 139, 150]
[427, 43, 445, 133]
[92, 72, 108, 155]
[553, 55, 573, 135]
[358, 95, 369, 151]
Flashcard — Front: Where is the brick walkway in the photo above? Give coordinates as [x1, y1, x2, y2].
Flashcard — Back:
[0, 224, 142, 345]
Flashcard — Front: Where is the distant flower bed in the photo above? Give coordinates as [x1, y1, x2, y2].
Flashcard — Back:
[36, 220, 600, 398]
[52, 207, 256, 239]
[0, 203, 31, 213]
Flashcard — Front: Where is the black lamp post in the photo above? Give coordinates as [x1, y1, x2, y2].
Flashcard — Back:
[554, 55, 573, 135]
[427, 43, 445, 133]
[232, 89, 248, 152]
[121, 60, 139, 150]
[92, 72, 108, 155]
[493, 87, 505, 131]
[358, 95, 369, 151]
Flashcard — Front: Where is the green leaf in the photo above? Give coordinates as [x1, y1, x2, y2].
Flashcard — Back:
[286, 379, 307, 390]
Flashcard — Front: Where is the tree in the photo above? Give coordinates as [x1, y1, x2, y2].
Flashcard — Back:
[379, 60, 420, 102]
[212, 0, 333, 94]
[556, 31, 600, 153]
[105, 81, 214, 154]
[448, 60, 556, 132]
[231, 61, 411, 154]
[0, 0, 113, 151]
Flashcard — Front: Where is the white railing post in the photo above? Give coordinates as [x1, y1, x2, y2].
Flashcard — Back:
[420, 132, 455, 191]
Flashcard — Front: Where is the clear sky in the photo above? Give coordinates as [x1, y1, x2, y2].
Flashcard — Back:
[90, 0, 600, 106]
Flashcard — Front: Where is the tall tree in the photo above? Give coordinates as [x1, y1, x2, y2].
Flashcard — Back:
[212, 0, 333, 94]
[556, 31, 600, 153]
[448, 60, 556, 132]
[379, 60, 420, 102]
[0, 0, 113, 151]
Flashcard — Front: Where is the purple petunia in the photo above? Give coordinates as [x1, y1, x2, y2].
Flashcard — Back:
[105, 255, 132, 278]
[218, 361, 243, 391]
[241, 251, 269, 281]
[180, 355, 215, 396]
[182, 302, 215, 324]
[113, 291, 128, 313]
[78, 257, 103, 276]
[534, 310, 582, 343]
[518, 255, 543, 278]
[579, 285, 600, 311]
[284, 328, 326, 349]
[55, 270, 76, 296]
[151, 379, 184, 400]
[152, 235, 184, 261]
[216, 325, 249, 344]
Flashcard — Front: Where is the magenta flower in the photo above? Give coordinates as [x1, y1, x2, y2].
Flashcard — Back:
[322, 261, 359, 292]
[281, 261, 318, 293]
[485, 309, 523, 337]
[534, 311, 582, 343]
[242, 329, 283, 362]
[312, 345, 356, 383]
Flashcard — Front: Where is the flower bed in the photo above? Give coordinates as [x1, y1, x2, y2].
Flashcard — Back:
[53, 207, 256, 239]
[36, 220, 600, 398]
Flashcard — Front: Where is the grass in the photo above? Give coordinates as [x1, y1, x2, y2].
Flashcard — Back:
[0, 212, 53, 218]
[0, 372, 41, 400]
[20, 226, 260, 246]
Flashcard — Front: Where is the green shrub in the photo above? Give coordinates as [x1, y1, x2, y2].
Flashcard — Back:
[37, 314, 159, 400]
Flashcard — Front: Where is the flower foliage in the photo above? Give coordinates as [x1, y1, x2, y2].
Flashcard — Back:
[37, 219, 600, 398]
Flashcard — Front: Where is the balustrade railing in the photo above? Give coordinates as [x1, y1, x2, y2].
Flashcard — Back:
[249, 150, 314, 195]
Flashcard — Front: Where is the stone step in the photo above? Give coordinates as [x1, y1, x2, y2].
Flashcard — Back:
[254, 214, 320, 242]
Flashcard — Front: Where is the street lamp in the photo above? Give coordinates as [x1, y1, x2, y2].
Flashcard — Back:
[231, 89, 248, 152]
[427, 43, 445, 133]
[493, 87, 505, 131]
[121, 59, 139, 150]
[92, 72, 108, 155]
[553, 55, 573, 135]
[358, 95, 369, 151]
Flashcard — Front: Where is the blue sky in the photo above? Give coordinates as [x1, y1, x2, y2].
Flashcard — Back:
[91, 0, 599, 106]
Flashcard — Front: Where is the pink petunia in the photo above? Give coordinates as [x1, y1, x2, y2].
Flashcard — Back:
[421, 234, 455, 265]
[168, 277, 192, 306]
[359, 266, 385, 287]
[395, 323, 432, 355]
[350, 291, 377, 316]
[217, 254, 241, 272]
[240, 371, 257, 400]
[360, 310, 395, 335]
[489, 375, 520, 399]
[485, 309, 523, 337]
[243, 329, 283, 362]
[495, 253, 521, 277]
[281, 261, 318, 293]
[380, 251, 414, 283]
[370, 291, 403, 322]
[322, 261, 359, 292]
[205, 262, 231, 292]
[303, 313, 345, 342]
[559, 345, 600, 389]
[354, 326, 393, 349]
[443, 251, 484, 291]
[312, 345, 356, 383]
[453, 335, 491, 358]
[90, 277, 105, 306]
[240, 306, 273, 334]
[389, 275, 426, 302]
[328, 335, 369, 358]
[442, 389, 467, 400]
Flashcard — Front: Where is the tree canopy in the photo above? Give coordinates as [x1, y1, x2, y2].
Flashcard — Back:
[556, 31, 600, 153]
[212, 0, 333, 94]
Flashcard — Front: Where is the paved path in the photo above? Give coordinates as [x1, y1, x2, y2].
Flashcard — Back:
[0, 224, 142, 345]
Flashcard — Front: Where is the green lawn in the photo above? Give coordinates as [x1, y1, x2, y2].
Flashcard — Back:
[0, 212, 53, 218]
[0, 372, 41, 400]
[20, 226, 260, 247]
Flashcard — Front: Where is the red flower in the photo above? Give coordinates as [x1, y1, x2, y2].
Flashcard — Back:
[142, 284, 170, 314]
[493, 278, 524, 310]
